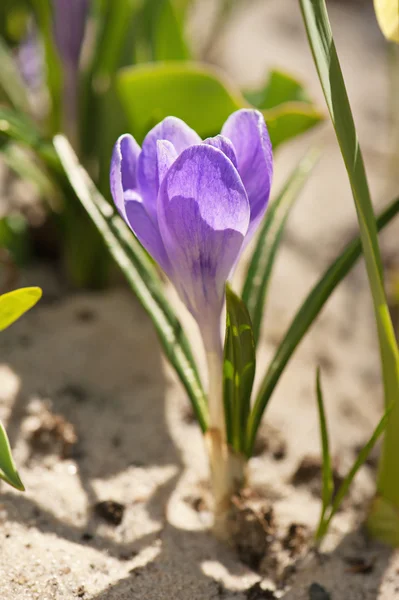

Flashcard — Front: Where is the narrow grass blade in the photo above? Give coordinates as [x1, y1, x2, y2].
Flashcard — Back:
[300, 0, 399, 507]
[53, 135, 208, 431]
[318, 405, 392, 540]
[315, 367, 334, 538]
[242, 147, 319, 345]
[89, 0, 139, 81]
[31, 0, 63, 133]
[245, 194, 399, 458]
[0, 36, 30, 113]
[0, 421, 24, 491]
[223, 285, 256, 453]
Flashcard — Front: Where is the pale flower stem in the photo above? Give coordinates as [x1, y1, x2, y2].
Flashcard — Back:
[206, 349, 225, 439]
[203, 329, 246, 535]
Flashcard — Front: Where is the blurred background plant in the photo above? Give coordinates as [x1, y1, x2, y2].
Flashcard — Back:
[0, 0, 323, 290]
[0, 285, 41, 490]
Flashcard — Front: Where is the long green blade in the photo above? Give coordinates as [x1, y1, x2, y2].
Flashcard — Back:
[242, 147, 319, 345]
[246, 195, 399, 457]
[0, 35, 30, 113]
[31, 0, 63, 133]
[53, 135, 208, 431]
[314, 367, 334, 539]
[319, 405, 392, 539]
[223, 285, 256, 453]
[300, 0, 399, 508]
[0, 421, 24, 491]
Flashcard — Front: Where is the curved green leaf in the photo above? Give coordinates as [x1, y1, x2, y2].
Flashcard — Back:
[244, 69, 312, 110]
[0, 287, 42, 331]
[314, 367, 333, 539]
[318, 404, 391, 540]
[223, 285, 256, 453]
[0, 421, 24, 491]
[242, 147, 320, 345]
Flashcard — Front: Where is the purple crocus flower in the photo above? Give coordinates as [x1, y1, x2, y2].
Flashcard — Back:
[110, 110, 273, 354]
[53, 0, 90, 135]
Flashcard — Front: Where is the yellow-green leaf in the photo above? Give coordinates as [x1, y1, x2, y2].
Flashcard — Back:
[374, 0, 399, 43]
[0, 421, 24, 491]
[0, 287, 42, 331]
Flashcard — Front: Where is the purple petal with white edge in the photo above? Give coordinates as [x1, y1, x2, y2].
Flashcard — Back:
[110, 134, 141, 219]
[124, 192, 172, 275]
[222, 109, 273, 240]
[203, 135, 237, 169]
[137, 117, 201, 222]
[156, 140, 178, 193]
[158, 144, 250, 339]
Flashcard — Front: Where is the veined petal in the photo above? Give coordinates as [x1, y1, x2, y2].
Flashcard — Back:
[110, 134, 141, 219]
[156, 140, 178, 193]
[203, 135, 237, 169]
[222, 109, 273, 240]
[124, 193, 172, 275]
[158, 144, 250, 332]
[137, 117, 201, 223]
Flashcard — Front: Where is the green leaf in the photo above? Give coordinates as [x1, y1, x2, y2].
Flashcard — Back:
[0, 421, 24, 491]
[245, 194, 399, 458]
[0, 287, 42, 331]
[117, 61, 323, 147]
[318, 404, 392, 540]
[314, 367, 334, 539]
[153, 0, 190, 60]
[117, 61, 240, 142]
[223, 285, 256, 453]
[89, 0, 140, 82]
[300, 0, 399, 509]
[244, 69, 312, 110]
[53, 134, 208, 432]
[242, 147, 319, 346]
[0, 35, 30, 113]
[31, 0, 63, 133]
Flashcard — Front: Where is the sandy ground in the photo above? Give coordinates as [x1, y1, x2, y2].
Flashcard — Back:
[1, 1, 399, 598]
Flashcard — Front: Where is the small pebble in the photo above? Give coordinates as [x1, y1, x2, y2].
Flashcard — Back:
[309, 582, 331, 600]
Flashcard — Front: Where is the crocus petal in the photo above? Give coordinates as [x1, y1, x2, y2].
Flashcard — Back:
[110, 134, 141, 220]
[53, 0, 90, 67]
[158, 144, 250, 336]
[137, 117, 201, 223]
[222, 109, 273, 239]
[156, 140, 178, 192]
[203, 135, 237, 169]
[124, 193, 172, 275]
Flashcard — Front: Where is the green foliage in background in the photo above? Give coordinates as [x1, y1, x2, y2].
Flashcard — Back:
[0, 286, 42, 490]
